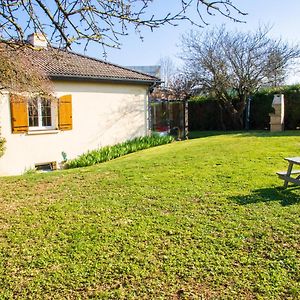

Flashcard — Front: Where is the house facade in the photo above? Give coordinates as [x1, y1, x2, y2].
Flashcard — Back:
[0, 34, 159, 175]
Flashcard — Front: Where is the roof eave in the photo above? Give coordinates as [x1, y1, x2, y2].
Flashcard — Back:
[50, 74, 161, 85]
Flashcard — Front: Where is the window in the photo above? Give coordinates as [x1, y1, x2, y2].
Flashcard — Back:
[10, 94, 72, 133]
[28, 98, 56, 130]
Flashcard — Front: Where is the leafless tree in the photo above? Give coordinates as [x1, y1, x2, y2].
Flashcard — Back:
[264, 50, 287, 87]
[159, 56, 176, 87]
[151, 73, 193, 101]
[0, 45, 52, 94]
[0, 0, 245, 51]
[180, 26, 300, 129]
[168, 74, 194, 100]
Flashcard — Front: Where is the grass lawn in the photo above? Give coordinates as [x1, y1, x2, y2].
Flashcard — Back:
[0, 131, 300, 299]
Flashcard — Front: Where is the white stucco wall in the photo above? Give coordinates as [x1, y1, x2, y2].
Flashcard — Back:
[0, 80, 150, 175]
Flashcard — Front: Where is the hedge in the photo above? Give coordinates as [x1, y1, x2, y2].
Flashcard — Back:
[189, 85, 300, 130]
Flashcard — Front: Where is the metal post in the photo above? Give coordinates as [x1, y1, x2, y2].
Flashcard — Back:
[184, 99, 189, 140]
[245, 96, 252, 131]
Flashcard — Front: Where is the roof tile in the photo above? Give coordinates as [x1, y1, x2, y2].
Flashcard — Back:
[24, 47, 159, 84]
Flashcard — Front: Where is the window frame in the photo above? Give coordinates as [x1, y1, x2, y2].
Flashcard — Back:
[28, 97, 57, 131]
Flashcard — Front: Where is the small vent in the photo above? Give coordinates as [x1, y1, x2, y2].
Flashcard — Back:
[35, 161, 57, 172]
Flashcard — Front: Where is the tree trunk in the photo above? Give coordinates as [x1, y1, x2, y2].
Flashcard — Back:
[218, 102, 226, 130]
[232, 111, 243, 130]
[221, 99, 246, 130]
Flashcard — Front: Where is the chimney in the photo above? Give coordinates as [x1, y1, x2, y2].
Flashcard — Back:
[27, 33, 48, 48]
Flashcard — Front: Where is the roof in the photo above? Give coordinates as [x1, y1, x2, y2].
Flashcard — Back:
[23, 46, 160, 85]
[126, 65, 161, 78]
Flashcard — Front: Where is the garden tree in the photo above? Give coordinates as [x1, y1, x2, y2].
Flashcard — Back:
[168, 74, 194, 100]
[0, 0, 245, 51]
[159, 57, 176, 88]
[265, 50, 287, 87]
[151, 73, 193, 101]
[0, 45, 51, 94]
[180, 26, 300, 129]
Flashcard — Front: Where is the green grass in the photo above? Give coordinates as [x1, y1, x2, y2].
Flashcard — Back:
[0, 131, 300, 299]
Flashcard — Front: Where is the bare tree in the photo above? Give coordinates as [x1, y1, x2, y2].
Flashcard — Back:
[0, 1, 246, 51]
[180, 26, 300, 129]
[0, 45, 52, 94]
[159, 56, 176, 87]
[168, 74, 194, 100]
[264, 50, 287, 87]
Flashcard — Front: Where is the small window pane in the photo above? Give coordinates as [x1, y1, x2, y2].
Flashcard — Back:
[28, 99, 39, 127]
[28, 98, 53, 128]
[42, 116, 52, 126]
[41, 99, 52, 127]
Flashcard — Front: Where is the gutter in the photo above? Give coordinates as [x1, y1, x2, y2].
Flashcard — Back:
[50, 74, 161, 86]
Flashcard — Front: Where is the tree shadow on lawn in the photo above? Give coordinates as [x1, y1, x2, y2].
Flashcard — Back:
[188, 131, 234, 139]
[236, 130, 300, 138]
[230, 186, 300, 206]
[189, 130, 300, 139]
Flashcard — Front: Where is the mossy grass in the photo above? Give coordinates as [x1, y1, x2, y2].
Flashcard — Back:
[0, 131, 300, 298]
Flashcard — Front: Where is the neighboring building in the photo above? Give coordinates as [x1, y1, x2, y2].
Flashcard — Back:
[126, 66, 161, 79]
[0, 33, 159, 175]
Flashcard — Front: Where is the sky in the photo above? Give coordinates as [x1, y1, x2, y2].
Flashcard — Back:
[71, 0, 300, 83]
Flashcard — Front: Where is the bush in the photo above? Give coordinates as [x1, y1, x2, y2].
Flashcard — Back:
[66, 134, 174, 169]
[0, 130, 5, 158]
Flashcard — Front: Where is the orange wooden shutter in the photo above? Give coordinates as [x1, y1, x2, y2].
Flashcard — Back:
[58, 95, 72, 130]
[10, 94, 28, 133]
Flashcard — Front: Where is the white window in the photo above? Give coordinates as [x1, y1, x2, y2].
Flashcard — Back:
[28, 98, 56, 130]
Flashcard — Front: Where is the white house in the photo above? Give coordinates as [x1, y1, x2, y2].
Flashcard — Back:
[0, 34, 159, 175]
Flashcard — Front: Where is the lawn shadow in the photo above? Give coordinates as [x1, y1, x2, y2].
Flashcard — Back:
[230, 186, 300, 206]
[189, 130, 300, 139]
[189, 131, 243, 139]
[236, 130, 300, 138]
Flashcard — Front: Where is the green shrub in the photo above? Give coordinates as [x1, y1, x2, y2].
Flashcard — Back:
[0, 130, 5, 158]
[66, 134, 174, 169]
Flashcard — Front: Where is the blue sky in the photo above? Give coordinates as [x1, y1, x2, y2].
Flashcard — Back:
[73, 0, 300, 82]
